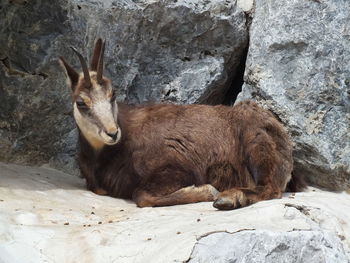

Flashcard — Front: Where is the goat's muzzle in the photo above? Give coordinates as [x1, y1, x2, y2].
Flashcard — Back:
[106, 130, 119, 141]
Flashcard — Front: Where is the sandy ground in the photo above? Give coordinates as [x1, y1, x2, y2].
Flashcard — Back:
[0, 162, 349, 263]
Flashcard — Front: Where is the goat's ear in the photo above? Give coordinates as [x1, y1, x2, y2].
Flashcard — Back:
[90, 38, 103, 71]
[59, 57, 79, 91]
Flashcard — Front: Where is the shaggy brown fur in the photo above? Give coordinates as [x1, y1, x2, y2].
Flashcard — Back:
[60, 39, 306, 210]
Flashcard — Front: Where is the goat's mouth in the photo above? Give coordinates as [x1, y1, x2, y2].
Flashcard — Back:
[99, 129, 121, 145]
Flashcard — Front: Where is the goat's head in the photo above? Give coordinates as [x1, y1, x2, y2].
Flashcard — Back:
[59, 39, 121, 149]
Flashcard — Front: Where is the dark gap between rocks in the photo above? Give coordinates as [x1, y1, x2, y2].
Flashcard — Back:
[222, 45, 249, 105]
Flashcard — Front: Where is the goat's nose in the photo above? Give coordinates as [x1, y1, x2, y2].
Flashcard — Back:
[106, 130, 119, 140]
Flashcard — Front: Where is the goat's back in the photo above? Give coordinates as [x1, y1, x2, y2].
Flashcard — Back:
[116, 100, 293, 192]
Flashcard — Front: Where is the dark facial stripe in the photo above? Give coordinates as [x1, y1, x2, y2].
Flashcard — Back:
[78, 102, 117, 133]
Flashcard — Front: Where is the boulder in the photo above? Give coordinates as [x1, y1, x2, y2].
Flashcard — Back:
[189, 230, 348, 263]
[237, 0, 350, 190]
[0, 162, 349, 262]
[0, 0, 248, 173]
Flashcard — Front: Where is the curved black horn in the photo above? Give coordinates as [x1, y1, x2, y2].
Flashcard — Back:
[96, 40, 105, 84]
[70, 46, 91, 87]
[91, 38, 103, 71]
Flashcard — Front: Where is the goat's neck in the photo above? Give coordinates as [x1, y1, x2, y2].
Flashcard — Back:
[78, 130, 105, 159]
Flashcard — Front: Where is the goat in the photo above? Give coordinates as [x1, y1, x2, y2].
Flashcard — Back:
[59, 39, 305, 210]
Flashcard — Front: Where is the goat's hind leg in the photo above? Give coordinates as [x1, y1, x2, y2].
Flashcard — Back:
[133, 184, 219, 208]
[214, 133, 287, 210]
[213, 186, 282, 210]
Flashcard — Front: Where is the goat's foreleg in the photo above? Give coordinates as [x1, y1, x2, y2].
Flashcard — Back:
[133, 184, 219, 208]
[83, 171, 108, 196]
[213, 185, 282, 210]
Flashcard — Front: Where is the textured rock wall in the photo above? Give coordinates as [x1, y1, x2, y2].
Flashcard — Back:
[0, 0, 77, 172]
[1, 0, 349, 191]
[237, 0, 350, 190]
[0, 0, 248, 173]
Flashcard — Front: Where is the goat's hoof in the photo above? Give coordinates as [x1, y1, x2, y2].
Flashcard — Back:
[213, 197, 237, 210]
[213, 190, 247, 210]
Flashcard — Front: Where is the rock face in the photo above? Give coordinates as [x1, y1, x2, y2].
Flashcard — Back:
[189, 230, 349, 263]
[0, 0, 248, 173]
[237, 0, 350, 190]
[1, 163, 350, 262]
[1, 0, 349, 190]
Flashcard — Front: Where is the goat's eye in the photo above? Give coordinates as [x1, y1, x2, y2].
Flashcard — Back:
[76, 98, 87, 108]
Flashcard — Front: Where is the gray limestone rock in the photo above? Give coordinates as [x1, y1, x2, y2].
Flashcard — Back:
[0, 0, 248, 173]
[189, 230, 350, 263]
[2, 162, 350, 262]
[237, 0, 350, 190]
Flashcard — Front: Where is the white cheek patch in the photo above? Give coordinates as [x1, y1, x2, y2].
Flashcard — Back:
[92, 100, 118, 132]
[73, 104, 104, 150]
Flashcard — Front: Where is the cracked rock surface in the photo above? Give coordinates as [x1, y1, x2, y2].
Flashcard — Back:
[0, 0, 247, 174]
[236, 0, 350, 190]
[1, 163, 349, 262]
[189, 230, 349, 263]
